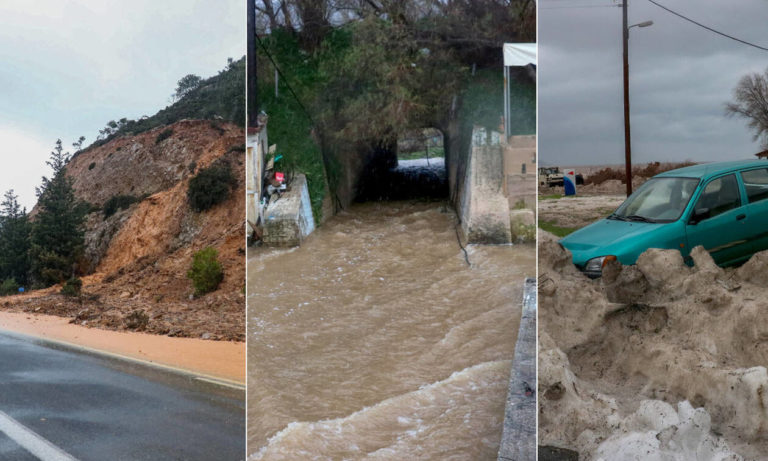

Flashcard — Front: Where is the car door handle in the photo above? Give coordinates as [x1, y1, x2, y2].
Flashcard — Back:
[736, 214, 746, 221]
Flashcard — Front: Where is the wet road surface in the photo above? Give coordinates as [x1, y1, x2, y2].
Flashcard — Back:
[0, 330, 244, 461]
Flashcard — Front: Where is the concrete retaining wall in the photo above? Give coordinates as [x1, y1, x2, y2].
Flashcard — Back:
[498, 277, 537, 461]
[262, 174, 316, 247]
[459, 128, 513, 244]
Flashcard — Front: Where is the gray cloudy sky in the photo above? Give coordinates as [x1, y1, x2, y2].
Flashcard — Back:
[539, 0, 768, 167]
[0, 0, 243, 210]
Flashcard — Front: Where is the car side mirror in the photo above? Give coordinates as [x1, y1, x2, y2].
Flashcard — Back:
[689, 207, 710, 225]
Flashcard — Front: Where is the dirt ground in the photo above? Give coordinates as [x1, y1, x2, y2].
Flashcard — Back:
[538, 195, 625, 230]
[538, 230, 768, 460]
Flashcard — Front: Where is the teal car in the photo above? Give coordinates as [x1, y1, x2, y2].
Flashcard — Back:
[561, 160, 768, 278]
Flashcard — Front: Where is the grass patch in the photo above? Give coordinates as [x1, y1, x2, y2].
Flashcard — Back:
[540, 194, 564, 200]
[539, 220, 578, 238]
[397, 146, 445, 161]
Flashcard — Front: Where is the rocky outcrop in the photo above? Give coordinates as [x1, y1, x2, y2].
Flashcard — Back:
[11, 120, 246, 341]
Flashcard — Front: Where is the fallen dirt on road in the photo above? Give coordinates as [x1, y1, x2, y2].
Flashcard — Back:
[0, 310, 244, 383]
[0, 288, 244, 341]
[538, 230, 768, 460]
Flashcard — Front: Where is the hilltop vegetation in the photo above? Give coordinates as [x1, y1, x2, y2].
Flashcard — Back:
[0, 59, 246, 292]
[87, 57, 245, 150]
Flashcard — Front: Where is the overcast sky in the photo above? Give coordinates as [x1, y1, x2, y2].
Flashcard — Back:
[0, 0, 243, 210]
[539, 0, 768, 167]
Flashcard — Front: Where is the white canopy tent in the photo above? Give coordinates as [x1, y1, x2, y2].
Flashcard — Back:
[502, 43, 536, 138]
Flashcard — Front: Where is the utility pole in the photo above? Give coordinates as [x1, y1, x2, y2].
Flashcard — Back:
[247, 0, 258, 127]
[622, 0, 632, 197]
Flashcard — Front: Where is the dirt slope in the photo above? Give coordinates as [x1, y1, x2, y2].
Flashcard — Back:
[4, 120, 245, 341]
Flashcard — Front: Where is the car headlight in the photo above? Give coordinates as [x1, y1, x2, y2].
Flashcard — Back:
[584, 255, 617, 273]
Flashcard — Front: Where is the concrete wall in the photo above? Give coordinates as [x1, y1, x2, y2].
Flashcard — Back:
[262, 174, 316, 247]
[504, 135, 536, 210]
[458, 128, 513, 244]
[498, 278, 537, 461]
[246, 126, 267, 234]
[451, 127, 536, 244]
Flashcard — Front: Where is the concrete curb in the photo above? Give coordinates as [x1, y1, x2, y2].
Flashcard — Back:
[0, 328, 245, 391]
[498, 277, 537, 461]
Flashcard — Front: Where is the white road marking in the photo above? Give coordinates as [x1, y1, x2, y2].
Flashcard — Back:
[0, 411, 78, 461]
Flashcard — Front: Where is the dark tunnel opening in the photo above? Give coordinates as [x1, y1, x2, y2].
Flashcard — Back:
[355, 128, 448, 202]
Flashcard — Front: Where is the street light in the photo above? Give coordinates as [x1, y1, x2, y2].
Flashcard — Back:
[622, 0, 653, 196]
[630, 20, 654, 29]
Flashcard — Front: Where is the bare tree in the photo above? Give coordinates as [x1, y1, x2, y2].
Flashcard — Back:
[726, 67, 768, 149]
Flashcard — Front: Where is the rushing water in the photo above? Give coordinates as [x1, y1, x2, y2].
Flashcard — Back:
[247, 201, 534, 460]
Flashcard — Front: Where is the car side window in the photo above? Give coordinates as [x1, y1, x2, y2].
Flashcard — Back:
[741, 168, 768, 204]
[695, 174, 741, 219]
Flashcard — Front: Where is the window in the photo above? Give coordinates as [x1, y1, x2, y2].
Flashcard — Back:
[741, 168, 768, 203]
[614, 177, 698, 222]
[695, 174, 741, 219]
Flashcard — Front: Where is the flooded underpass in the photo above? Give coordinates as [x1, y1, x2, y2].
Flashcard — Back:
[247, 199, 534, 460]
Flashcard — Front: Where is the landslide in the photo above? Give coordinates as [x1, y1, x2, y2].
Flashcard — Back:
[6, 120, 245, 341]
[538, 231, 768, 459]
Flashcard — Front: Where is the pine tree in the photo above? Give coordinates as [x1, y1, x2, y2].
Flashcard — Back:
[30, 139, 89, 286]
[0, 190, 31, 286]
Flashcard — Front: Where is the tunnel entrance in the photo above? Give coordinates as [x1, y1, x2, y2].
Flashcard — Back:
[355, 128, 448, 202]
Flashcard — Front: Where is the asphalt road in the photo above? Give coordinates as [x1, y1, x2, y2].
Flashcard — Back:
[0, 330, 245, 461]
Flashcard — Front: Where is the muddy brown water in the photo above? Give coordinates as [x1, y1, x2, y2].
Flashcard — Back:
[247, 201, 534, 460]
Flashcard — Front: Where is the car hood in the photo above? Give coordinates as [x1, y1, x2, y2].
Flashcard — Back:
[560, 218, 666, 265]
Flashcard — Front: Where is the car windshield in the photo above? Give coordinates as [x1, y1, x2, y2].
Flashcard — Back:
[611, 177, 699, 222]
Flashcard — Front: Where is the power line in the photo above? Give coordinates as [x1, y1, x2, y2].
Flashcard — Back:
[253, 33, 317, 125]
[646, 0, 768, 52]
[540, 4, 618, 9]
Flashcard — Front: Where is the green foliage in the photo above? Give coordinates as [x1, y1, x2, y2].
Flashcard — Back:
[0, 190, 31, 286]
[30, 139, 88, 286]
[155, 128, 174, 144]
[538, 220, 577, 238]
[0, 278, 19, 296]
[187, 162, 236, 212]
[187, 247, 223, 297]
[83, 57, 245, 151]
[60, 277, 82, 297]
[103, 195, 139, 218]
[174, 74, 203, 101]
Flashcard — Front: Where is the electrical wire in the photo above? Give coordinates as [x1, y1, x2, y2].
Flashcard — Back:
[540, 4, 618, 9]
[646, 0, 768, 52]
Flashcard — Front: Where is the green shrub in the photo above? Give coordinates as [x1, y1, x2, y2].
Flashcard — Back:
[187, 162, 236, 212]
[88, 162, 96, 170]
[0, 278, 19, 296]
[187, 247, 223, 297]
[155, 128, 173, 144]
[61, 277, 82, 297]
[103, 195, 139, 218]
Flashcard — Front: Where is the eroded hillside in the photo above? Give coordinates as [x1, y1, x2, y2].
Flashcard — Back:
[5, 120, 245, 341]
